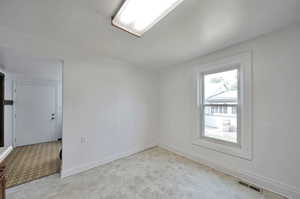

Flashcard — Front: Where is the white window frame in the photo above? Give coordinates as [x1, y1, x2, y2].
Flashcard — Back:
[193, 52, 252, 160]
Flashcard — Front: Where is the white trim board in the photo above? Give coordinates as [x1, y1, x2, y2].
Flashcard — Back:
[61, 143, 157, 178]
[159, 144, 300, 199]
[0, 146, 13, 163]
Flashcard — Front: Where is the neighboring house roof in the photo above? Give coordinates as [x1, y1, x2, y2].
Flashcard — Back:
[206, 90, 237, 103]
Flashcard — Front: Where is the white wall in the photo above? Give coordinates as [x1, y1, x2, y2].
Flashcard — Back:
[159, 23, 300, 199]
[62, 58, 159, 176]
[0, 26, 160, 177]
[0, 52, 64, 147]
[2, 72, 63, 147]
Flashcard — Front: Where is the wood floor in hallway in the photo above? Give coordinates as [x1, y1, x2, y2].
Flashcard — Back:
[3, 141, 61, 188]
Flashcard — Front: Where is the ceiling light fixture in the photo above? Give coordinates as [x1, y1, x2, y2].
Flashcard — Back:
[112, 0, 184, 37]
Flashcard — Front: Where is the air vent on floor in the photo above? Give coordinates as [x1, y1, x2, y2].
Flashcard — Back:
[238, 181, 262, 193]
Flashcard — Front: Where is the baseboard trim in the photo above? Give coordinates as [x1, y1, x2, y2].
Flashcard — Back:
[159, 144, 300, 199]
[61, 143, 157, 178]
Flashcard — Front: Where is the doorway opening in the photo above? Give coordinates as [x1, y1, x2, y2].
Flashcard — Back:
[0, 47, 63, 188]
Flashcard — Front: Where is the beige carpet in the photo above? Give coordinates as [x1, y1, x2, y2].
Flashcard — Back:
[7, 147, 284, 199]
[4, 141, 61, 188]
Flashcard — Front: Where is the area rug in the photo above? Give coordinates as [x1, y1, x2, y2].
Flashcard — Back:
[3, 141, 61, 188]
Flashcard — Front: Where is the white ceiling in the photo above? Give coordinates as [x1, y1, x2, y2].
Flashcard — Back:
[0, 47, 61, 80]
[0, 0, 299, 68]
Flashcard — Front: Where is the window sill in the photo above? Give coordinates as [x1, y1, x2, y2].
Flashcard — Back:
[192, 138, 252, 160]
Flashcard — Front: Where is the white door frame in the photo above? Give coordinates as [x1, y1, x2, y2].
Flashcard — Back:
[12, 79, 59, 147]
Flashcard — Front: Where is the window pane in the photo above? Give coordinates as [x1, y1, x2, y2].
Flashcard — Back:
[203, 105, 237, 143]
[202, 69, 238, 143]
[204, 69, 238, 104]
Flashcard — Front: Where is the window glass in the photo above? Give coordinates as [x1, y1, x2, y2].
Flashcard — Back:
[202, 69, 239, 143]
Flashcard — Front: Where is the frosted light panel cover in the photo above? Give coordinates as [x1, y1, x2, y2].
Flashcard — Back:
[112, 0, 184, 36]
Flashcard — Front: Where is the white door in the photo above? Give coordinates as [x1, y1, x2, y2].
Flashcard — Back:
[15, 81, 57, 146]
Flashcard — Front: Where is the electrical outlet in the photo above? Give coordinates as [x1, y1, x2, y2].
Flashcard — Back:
[80, 137, 87, 144]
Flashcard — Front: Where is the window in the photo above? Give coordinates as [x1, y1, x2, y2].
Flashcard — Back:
[202, 69, 239, 144]
[223, 106, 228, 114]
[232, 106, 237, 114]
[193, 52, 252, 160]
